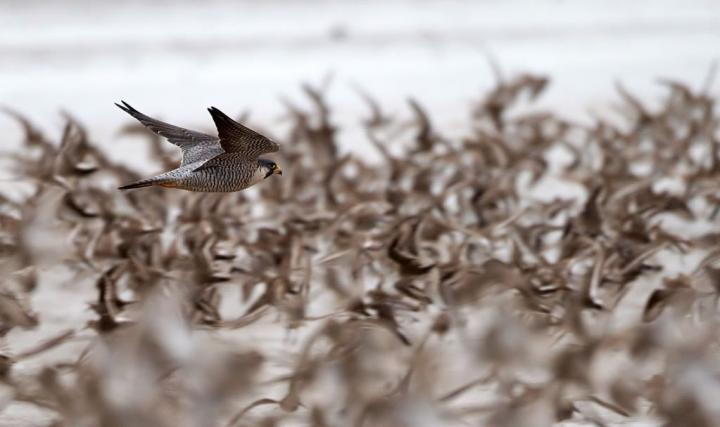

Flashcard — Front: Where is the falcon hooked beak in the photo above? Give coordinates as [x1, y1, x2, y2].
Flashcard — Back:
[272, 164, 283, 175]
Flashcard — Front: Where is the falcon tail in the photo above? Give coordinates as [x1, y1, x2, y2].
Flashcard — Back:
[118, 177, 179, 190]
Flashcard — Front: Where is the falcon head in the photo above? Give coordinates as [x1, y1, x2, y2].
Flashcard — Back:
[259, 159, 282, 179]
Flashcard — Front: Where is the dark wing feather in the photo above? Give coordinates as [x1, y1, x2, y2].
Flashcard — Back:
[207, 106, 279, 158]
[116, 101, 223, 166]
[193, 152, 244, 172]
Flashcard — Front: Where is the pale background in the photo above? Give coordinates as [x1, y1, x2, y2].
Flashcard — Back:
[2, 0, 719, 168]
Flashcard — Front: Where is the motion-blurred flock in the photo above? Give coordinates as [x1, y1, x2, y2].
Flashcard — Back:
[2, 73, 720, 426]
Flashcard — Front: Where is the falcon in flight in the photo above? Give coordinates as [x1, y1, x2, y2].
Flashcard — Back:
[116, 101, 282, 192]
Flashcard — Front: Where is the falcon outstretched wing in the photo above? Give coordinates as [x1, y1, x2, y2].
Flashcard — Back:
[207, 106, 279, 159]
[116, 101, 223, 166]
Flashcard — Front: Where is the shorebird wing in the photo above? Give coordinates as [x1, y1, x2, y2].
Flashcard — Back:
[207, 106, 279, 159]
[116, 101, 223, 166]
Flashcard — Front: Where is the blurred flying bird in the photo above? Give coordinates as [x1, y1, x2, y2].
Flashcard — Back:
[115, 101, 282, 192]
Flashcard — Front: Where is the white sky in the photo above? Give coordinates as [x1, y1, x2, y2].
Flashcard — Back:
[1, 0, 719, 167]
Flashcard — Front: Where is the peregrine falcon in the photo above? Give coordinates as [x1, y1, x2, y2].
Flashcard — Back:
[116, 101, 282, 192]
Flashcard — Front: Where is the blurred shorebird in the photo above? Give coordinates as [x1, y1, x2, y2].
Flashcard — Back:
[116, 101, 282, 192]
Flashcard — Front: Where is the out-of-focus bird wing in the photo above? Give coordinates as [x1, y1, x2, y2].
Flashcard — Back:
[207, 106, 279, 158]
[115, 101, 223, 166]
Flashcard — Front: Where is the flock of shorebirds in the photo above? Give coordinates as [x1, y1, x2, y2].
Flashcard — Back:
[1, 74, 720, 426]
